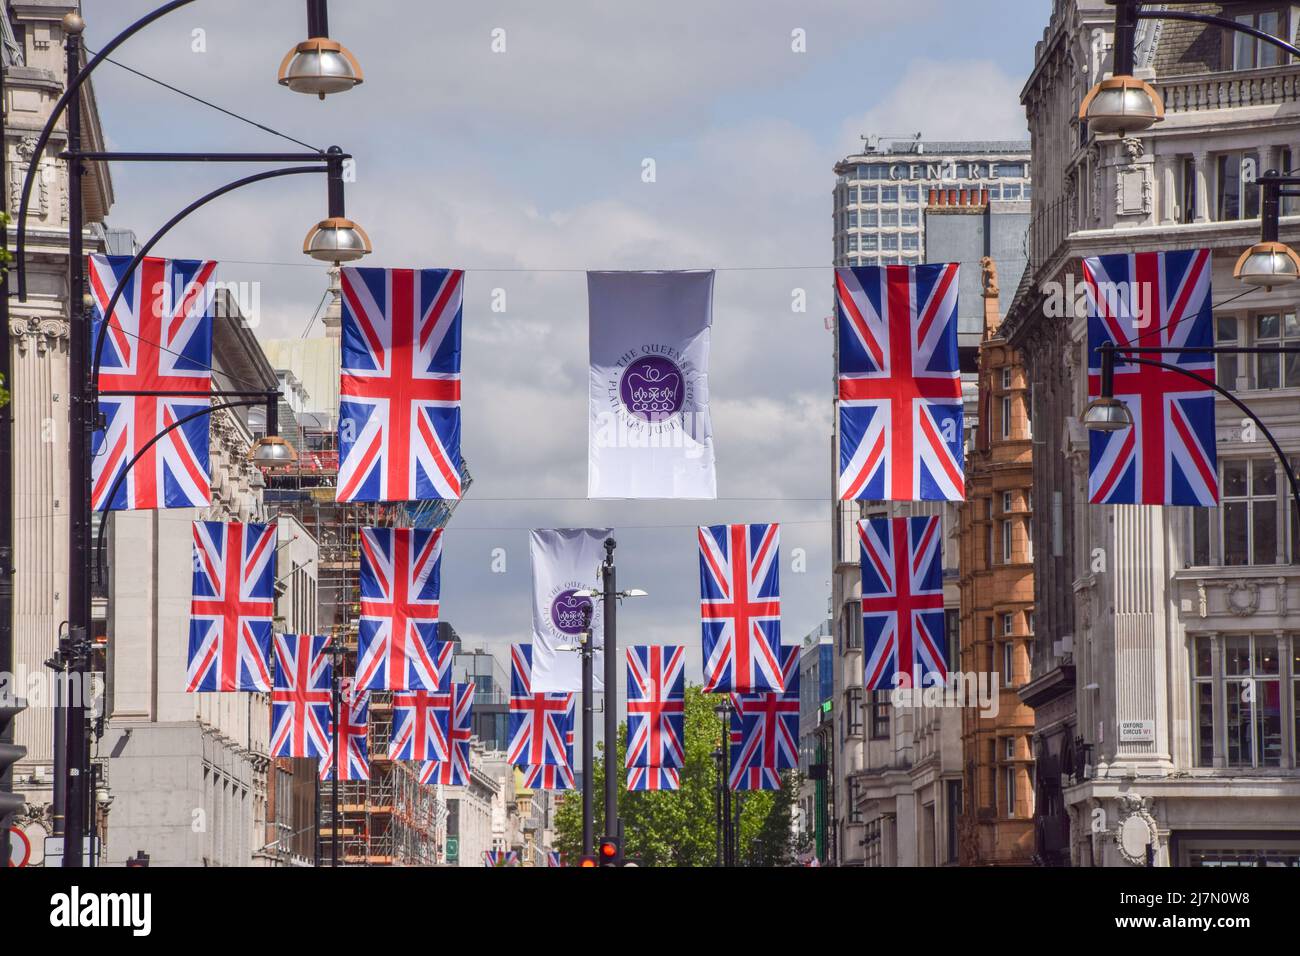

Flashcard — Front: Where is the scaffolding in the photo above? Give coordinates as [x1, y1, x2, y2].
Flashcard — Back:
[261, 416, 470, 865]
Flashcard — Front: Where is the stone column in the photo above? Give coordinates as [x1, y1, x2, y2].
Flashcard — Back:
[1193, 150, 1211, 223]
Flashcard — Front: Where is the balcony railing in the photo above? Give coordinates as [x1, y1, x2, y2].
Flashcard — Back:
[1156, 62, 1300, 114]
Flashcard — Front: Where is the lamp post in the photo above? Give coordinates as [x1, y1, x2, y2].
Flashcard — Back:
[714, 698, 733, 866]
[328, 636, 346, 868]
[10, 2, 363, 867]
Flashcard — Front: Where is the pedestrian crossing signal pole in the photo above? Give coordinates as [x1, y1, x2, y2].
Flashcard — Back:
[601, 538, 618, 857]
[580, 604, 594, 859]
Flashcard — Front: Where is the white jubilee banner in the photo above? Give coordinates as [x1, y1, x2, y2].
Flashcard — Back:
[587, 270, 717, 499]
[529, 528, 611, 693]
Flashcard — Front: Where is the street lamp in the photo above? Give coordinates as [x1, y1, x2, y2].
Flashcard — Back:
[1234, 171, 1300, 290]
[278, 1, 364, 100]
[8, 1, 365, 868]
[1077, 2, 1162, 136]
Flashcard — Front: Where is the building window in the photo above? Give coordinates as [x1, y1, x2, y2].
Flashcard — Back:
[847, 210, 858, 228]
[1025, 382, 1033, 439]
[1230, 10, 1287, 70]
[869, 691, 890, 740]
[1002, 183, 1021, 199]
[843, 600, 863, 651]
[901, 233, 919, 251]
[1216, 315, 1239, 388]
[862, 208, 879, 228]
[845, 687, 864, 739]
[1193, 637, 1215, 766]
[861, 816, 880, 864]
[861, 185, 878, 203]
[1002, 612, 1014, 638]
[1000, 367, 1012, 390]
[945, 779, 961, 865]
[1179, 155, 1197, 224]
[945, 608, 960, 672]
[847, 777, 863, 825]
[1001, 519, 1012, 563]
[1004, 766, 1017, 816]
[1000, 395, 1011, 439]
[1193, 635, 1286, 768]
[860, 233, 879, 251]
[880, 208, 899, 228]
[902, 185, 920, 203]
[881, 185, 898, 203]
[1217, 150, 1261, 221]
[1221, 459, 1281, 566]
[880, 233, 899, 251]
[1002, 491, 1013, 513]
[900, 208, 919, 227]
[1003, 640, 1015, 684]
[1253, 312, 1300, 389]
[1026, 611, 1035, 636]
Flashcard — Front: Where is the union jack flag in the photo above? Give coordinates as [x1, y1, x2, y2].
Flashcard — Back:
[1084, 250, 1218, 506]
[321, 679, 370, 782]
[521, 762, 575, 790]
[728, 644, 799, 788]
[484, 850, 518, 867]
[89, 254, 217, 511]
[389, 688, 451, 762]
[357, 527, 451, 691]
[419, 681, 474, 787]
[859, 515, 947, 690]
[508, 644, 575, 767]
[625, 645, 686, 769]
[728, 710, 781, 791]
[836, 263, 964, 501]
[699, 523, 782, 693]
[627, 767, 680, 791]
[547, 850, 564, 868]
[337, 267, 463, 503]
[270, 633, 332, 759]
[187, 521, 276, 692]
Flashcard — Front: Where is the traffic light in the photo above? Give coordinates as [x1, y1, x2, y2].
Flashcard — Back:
[598, 835, 621, 867]
[0, 698, 28, 868]
[578, 855, 598, 868]
[125, 850, 151, 868]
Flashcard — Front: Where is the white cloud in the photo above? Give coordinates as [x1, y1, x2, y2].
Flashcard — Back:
[836, 58, 1029, 156]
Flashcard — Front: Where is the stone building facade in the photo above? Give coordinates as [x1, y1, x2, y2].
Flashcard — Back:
[1006, 0, 1300, 866]
[956, 258, 1037, 865]
[3, 0, 113, 853]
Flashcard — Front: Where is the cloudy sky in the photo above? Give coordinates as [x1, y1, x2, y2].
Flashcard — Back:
[86, 1, 1045, 684]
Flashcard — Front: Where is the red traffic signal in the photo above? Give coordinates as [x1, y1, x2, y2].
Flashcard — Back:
[598, 836, 621, 867]
[578, 855, 598, 868]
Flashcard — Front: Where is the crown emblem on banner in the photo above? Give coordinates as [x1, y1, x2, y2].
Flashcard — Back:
[625, 364, 680, 414]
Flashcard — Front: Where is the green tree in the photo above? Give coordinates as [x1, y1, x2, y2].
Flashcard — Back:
[554, 685, 796, 867]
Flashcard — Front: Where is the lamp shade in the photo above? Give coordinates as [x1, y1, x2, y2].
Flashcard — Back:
[1080, 396, 1133, 433]
[1234, 241, 1300, 289]
[303, 217, 372, 263]
[278, 38, 363, 99]
[250, 435, 298, 465]
[1078, 76, 1164, 136]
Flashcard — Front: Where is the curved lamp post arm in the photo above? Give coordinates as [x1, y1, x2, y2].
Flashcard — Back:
[93, 396, 269, 583]
[89, 165, 326, 391]
[14, 0, 200, 298]
[1114, 352, 1300, 520]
